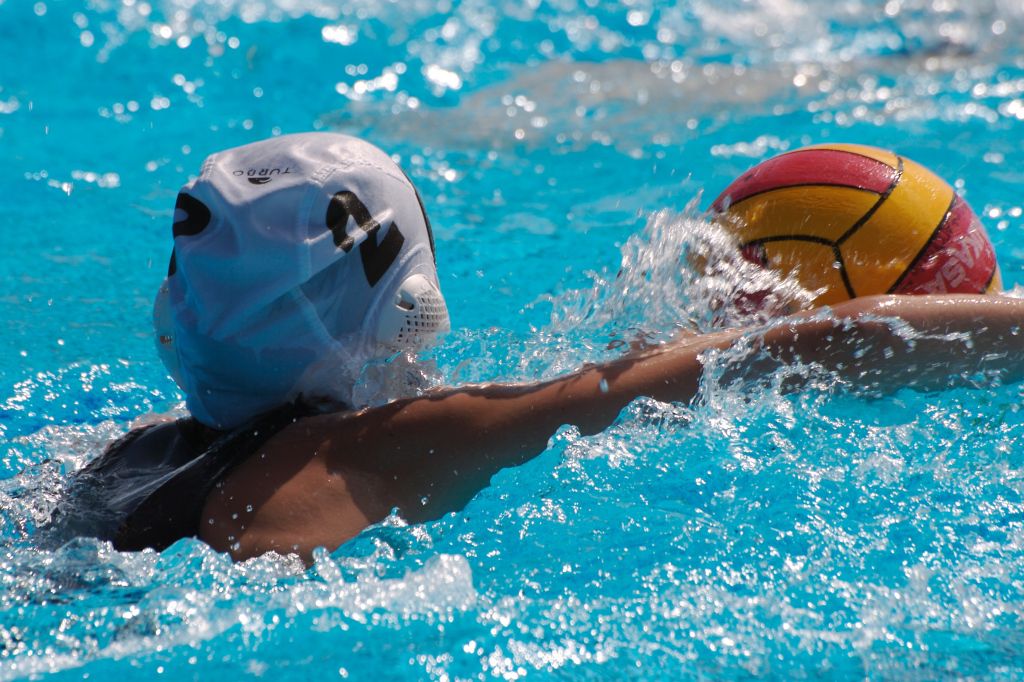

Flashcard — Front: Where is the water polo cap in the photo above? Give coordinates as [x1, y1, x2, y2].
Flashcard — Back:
[153, 132, 449, 429]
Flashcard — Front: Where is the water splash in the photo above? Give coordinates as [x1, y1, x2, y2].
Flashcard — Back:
[506, 206, 815, 379]
[3, 0, 1024, 679]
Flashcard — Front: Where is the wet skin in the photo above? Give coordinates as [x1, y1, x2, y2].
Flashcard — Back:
[200, 294, 1024, 563]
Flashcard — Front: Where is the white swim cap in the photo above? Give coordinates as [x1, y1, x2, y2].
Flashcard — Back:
[153, 133, 449, 429]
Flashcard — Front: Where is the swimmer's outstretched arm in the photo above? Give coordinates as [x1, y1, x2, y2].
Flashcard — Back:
[201, 294, 1024, 562]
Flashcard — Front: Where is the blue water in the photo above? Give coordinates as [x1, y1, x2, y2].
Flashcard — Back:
[3, 0, 1024, 678]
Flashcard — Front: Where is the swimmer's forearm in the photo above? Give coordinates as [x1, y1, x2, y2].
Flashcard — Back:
[482, 294, 1024, 438]
[328, 294, 1024, 480]
[373, 294, 1024, 480]
[771, 294, 1024, 390]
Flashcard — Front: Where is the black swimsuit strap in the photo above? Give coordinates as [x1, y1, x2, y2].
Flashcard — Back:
[114, 402, 318, 552]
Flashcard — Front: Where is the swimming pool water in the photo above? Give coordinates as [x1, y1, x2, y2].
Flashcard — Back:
[3, 0, 1024, 678]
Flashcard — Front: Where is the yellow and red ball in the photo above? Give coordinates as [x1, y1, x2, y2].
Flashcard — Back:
[711, 143, 1001, 307]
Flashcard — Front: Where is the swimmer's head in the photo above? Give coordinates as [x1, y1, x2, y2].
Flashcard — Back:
[153, 133, 450, 429]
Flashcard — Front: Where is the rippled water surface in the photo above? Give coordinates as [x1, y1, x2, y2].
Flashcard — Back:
[3, 0, 1024, 679]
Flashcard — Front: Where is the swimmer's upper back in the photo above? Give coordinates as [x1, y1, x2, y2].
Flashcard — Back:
[50, 404, 312, 551]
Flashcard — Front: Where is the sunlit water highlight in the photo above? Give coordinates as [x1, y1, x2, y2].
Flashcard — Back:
[3, 0, 1024, 679]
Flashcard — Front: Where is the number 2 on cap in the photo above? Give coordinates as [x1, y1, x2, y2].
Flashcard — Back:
[326, 191, 406, 287]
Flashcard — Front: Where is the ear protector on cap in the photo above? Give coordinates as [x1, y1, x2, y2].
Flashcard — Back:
[374, 274, 451, 351]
